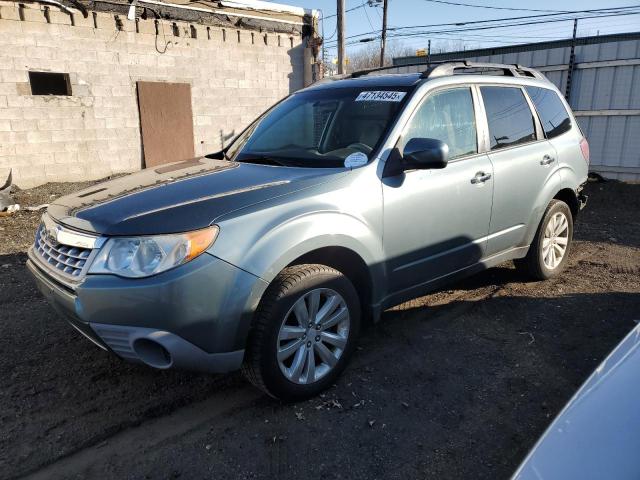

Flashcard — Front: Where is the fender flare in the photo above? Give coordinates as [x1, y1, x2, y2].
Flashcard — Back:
[225, 210, 386, 303]
[522, 169, 577, 246]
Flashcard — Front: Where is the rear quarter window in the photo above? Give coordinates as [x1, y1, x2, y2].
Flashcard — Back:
[480, 86, 536, 150]
[525, 86, 572, 139]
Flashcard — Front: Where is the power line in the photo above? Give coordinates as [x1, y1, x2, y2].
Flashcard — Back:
[335, 10, 640, 47]
[322, 2, 367, 20]
[421, 0, 570, 14]
[324, 6, 640, 45]
[384, 11, 640, 40]
[324, 5, 640, 44]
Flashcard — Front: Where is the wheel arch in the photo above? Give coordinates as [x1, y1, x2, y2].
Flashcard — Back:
[523, 171, 577, 247]
[287, 246, 376, 323]
[553, 187, 580, 219]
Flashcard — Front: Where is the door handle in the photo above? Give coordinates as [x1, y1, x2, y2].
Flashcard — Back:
[540, 155, 556, 166]
[471, 172, 492, 184]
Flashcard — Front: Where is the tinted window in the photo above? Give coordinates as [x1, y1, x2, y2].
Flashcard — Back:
[480, 86, 536, 150]
[526, 86, 571, 139]
[403, 88, 477, 159]
[227, 87, 409, 168]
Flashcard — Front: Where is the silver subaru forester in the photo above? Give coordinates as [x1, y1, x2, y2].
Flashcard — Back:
[28, 61, 589, 400]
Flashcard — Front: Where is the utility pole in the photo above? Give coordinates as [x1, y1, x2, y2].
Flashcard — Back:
[379, 0, 388, 67]
[427, 39, 431, 66]
[337, 0, 345, 74]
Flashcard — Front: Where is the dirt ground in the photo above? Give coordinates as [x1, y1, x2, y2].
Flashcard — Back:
[1, 180, 639, 480]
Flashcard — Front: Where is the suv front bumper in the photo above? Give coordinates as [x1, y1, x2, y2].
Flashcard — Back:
[27, 250, 268, 373]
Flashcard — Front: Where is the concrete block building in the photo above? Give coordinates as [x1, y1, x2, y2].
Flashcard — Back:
[0, 0, 318, 187]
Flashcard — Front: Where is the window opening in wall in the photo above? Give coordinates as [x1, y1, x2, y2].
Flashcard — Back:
[92, 11, 98, 28]
[190, 25, 197, 38]
[114, 14, 123, 30]
[172, 22, 179, 36]
[277, 35, 281, 47]
[135, 17, 139, 33]
[251, 32, 255, 44]
[69, 12, 74, 25]
[207, 26, 211, 39]
[18, 3, 25, 21]
[43, 6, 50, 23]
[29, 72, 72, 96]
[290, 36, 293, 48]
[237, 30, 241, 42]
[154, 19, 159, 35]
[222, 29, 226, 41]
[263, 34, 268, 45]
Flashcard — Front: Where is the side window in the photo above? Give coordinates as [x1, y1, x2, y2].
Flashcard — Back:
[480, 86, 536, 150]
[402, 87, 477, 160]
[525, 86, 572, 139]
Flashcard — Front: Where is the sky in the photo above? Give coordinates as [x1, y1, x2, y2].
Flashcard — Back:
[266, 0, 640, 61]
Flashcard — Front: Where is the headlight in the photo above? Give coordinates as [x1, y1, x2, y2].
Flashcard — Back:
[88, 226, 219, 278]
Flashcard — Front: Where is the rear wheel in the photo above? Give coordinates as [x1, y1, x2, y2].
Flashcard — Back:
[515, 199, 573, 280]
[242, 264, 360, 401]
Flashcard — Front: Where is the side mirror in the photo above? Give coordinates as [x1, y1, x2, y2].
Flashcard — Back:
[403, 138, 449, 170]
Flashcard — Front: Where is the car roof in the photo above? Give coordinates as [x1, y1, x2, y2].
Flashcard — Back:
[303, 73, 423, 92]
[304, 61, 554, 93]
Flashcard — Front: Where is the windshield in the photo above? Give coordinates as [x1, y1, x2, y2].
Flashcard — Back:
[226, 87, 412, 168]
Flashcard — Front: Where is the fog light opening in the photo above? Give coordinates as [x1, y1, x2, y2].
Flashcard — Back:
[133, 338, 172, 369]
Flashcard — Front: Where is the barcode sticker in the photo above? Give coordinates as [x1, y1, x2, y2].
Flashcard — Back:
[355, 91, 406, 102]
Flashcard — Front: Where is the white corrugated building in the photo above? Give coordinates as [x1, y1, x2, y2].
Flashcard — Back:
[394, 32, 640, 181]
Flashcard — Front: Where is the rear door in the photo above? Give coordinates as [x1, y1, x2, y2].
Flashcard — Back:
[382, 86, 493, 294]
[478, 85, 559, 256]
[525, 85, 585, 177]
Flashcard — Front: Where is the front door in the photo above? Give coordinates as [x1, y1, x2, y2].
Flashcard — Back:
[382, 86, 494, 295]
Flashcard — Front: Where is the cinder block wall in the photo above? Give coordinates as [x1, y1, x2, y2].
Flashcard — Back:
[0, 1, 306, 187]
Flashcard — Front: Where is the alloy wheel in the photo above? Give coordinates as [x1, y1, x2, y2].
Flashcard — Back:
[276, 288, 350, 384]
[542, 211, 569, 269]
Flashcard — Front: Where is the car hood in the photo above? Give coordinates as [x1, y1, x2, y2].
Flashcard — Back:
[47, 157, 348, 235]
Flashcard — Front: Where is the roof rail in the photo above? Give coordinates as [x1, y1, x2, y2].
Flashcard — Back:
[321, 60, 544, 82]
[350, 62, 438, 78]
[419, 61, 543, 79]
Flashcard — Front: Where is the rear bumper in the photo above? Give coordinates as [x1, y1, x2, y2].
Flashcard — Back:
[27, 251, 268, 373]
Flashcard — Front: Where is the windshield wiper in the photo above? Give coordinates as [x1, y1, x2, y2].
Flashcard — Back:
[236, 155, 288, 166]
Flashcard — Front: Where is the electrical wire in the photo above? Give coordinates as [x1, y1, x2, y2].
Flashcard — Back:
[324, 8, 640, 46]
[323, 5, 640, 45]
[362, 0, 377, 32]
[421, 0, 571, 14]
[322, 3, 368, 20]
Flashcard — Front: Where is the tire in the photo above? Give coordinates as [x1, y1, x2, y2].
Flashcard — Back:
[242, 264, 361, 401]
[515, 199, 573, 280]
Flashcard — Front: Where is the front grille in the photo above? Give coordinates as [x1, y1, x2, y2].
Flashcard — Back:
[34, 223, 92, 278]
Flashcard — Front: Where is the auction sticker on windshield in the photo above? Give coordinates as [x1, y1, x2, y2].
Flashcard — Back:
[355, 91, 406, 102]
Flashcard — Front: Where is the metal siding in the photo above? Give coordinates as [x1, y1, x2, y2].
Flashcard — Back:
[617, 40, 639, 59]
[610, 66, 635, 109]
[392, 35, 640, 179]
[621, 116, 640, 168]
[629, 66, 640, 109]
[592, 67, 615, 110]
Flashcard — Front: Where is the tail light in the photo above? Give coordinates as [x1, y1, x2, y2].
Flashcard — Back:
[580, 137, 590, 165]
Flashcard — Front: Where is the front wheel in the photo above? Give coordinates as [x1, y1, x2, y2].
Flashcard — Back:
[242, 264, 360, 401]
[516, 199, 573, 280]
